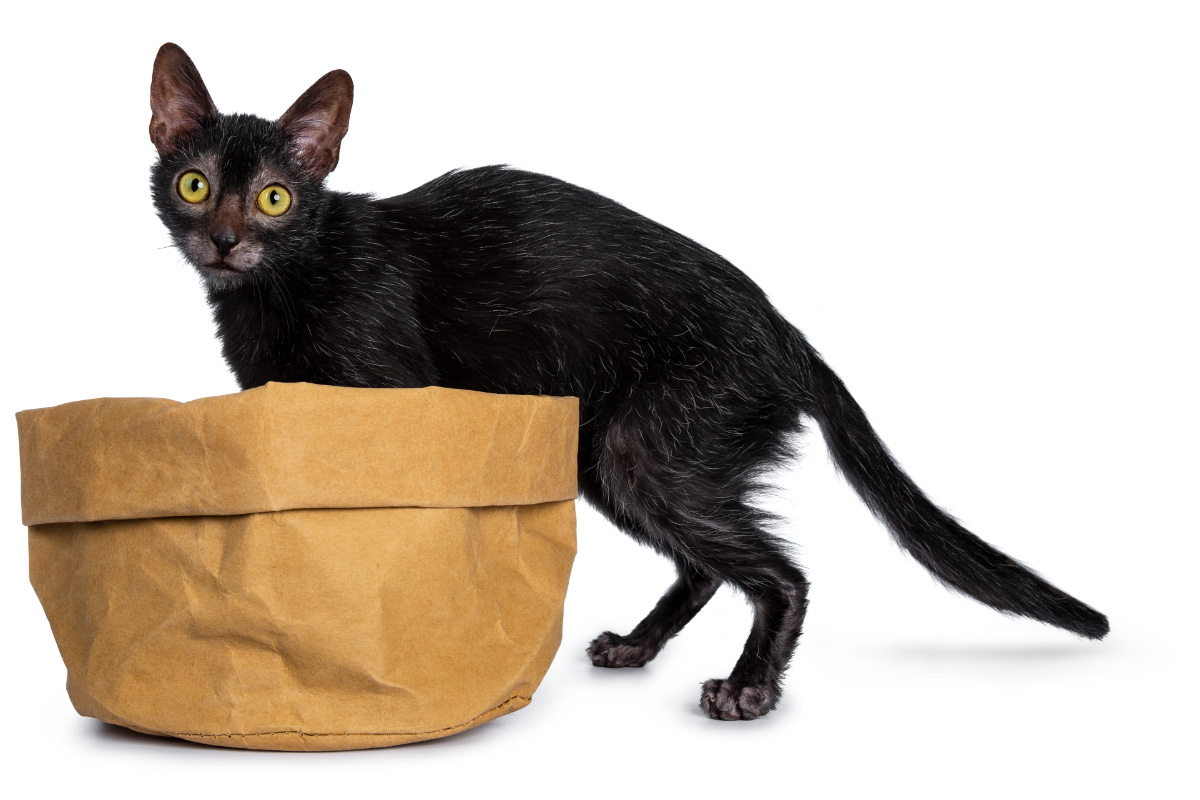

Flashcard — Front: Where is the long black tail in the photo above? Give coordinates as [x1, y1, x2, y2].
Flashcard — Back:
[806, 354, 1108, 639]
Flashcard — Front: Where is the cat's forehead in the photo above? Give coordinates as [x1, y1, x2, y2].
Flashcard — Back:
[190, 113, 293, 187]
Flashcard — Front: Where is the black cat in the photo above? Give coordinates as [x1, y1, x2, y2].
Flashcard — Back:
[149, 43, 1107, 720]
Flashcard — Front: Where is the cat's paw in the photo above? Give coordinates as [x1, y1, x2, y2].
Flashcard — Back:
[587, 631, 656, 668]
[700, 678, 777, 720]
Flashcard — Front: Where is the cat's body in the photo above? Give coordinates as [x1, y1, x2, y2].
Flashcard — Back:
[150, 44, 1107, 720]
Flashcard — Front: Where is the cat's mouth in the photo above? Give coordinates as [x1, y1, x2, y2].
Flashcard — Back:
[203, 261, 247, 275]
[188, 235, 263, 279]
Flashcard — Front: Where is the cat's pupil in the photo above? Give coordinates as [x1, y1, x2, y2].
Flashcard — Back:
[190, 178, 201, 192]
[269, 190, 279, 204]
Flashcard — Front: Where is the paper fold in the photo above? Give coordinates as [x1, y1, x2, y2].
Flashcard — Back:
[19, 384, 578, 750]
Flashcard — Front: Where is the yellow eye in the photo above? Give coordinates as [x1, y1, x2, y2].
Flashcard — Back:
[177, 171, 210, 203]
[256, 184, 292, 216]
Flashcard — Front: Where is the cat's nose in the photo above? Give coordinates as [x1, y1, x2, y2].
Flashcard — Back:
[211, 232, 239, 259]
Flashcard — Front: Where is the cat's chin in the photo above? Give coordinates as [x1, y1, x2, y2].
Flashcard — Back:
[199, 262, 254, 288]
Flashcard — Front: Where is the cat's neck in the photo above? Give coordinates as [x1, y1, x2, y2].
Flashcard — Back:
[206, 191, 434, 389]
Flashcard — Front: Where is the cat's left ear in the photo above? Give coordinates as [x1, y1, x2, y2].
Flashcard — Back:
[278, 70, 353, 181]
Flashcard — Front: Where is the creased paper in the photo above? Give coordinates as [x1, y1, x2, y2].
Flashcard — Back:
[18, 383, 578, 750]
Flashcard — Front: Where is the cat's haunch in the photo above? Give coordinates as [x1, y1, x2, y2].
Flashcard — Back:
[150, 42, 1108, 721]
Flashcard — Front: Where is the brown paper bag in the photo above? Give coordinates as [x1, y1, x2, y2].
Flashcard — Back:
[17, 382, 578, 750]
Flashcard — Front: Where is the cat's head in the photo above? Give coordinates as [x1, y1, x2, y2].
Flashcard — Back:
[149, 43, 352, 289]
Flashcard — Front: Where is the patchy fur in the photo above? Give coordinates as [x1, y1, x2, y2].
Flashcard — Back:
[150, 44, 1108, 720]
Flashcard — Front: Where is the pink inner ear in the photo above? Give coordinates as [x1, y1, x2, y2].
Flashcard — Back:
[278, 70, 353, 180]
[289, 115, 342, 174]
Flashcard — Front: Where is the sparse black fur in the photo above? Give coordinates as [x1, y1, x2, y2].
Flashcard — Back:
[150, 44, 1108, 721]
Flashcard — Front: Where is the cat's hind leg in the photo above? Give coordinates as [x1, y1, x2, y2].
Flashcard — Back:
[694, 539, 809, 720]
[587, 560, 721, 667]
[575, 463, 724, 667]
[588, 401, 810, 719]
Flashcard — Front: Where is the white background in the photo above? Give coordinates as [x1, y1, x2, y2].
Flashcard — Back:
[1, 2, 1196, 797]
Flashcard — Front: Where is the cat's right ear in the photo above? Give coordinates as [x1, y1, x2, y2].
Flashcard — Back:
[149, 43, 216, 157]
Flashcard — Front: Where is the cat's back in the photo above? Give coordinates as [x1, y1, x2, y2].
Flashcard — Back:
[382, 164, 597, 205]
[371, 165, 796, 400]
[378, 165, 765, 295]
[379, 164, 635, 236]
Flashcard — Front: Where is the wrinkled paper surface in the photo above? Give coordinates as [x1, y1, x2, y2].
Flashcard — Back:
[18, 383, 578, 750]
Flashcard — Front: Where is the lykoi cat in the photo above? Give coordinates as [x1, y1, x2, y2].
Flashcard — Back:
[149, 43, 1107, 721]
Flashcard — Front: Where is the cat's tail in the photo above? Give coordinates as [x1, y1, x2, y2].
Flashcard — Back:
[804, 353, 1109, 639]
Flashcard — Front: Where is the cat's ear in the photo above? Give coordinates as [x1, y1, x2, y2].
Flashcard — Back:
[277, 70, 353, 181]
[149, 43, 217, 157]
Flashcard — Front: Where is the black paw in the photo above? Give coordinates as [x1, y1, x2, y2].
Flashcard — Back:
[700, 678, 777, 720]
[587, 631, 656, 668]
